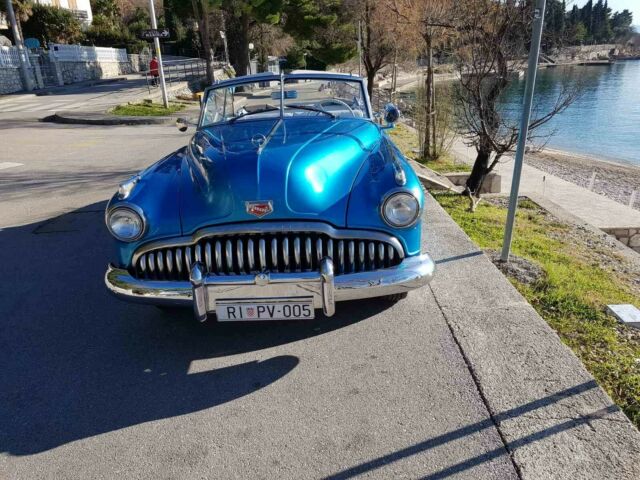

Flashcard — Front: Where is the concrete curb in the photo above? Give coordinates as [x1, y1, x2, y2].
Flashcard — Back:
[424, 193, 640, 479]
[41, 111, 176, 126]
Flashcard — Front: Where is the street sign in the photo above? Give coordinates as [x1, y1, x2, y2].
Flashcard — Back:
[139, 28, 170, 40]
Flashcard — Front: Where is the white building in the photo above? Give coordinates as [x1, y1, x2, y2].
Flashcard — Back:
[34, 0, 93, 26]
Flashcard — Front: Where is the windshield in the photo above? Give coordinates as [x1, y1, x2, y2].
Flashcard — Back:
[201, 77, 368, 127]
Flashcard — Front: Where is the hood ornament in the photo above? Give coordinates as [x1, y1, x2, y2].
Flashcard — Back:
[246, 201, 273, 218]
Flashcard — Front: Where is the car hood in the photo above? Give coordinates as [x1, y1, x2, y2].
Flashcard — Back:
[179, 117, 382, 232]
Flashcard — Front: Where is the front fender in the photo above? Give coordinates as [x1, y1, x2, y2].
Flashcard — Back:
[107, 149, 185, 268]
[346, 139, 423, 256]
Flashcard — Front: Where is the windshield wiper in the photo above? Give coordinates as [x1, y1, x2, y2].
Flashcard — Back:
[285, 105, 335, 119]
[228, 105, 279, 123]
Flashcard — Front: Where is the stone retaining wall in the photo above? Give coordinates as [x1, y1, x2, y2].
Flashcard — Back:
[602, 227, 640, 253]
[128, 54, 151, 73]
[0, 67, 23, 94]
[58, 60, 133, 84]
[444, 172, 502, 194]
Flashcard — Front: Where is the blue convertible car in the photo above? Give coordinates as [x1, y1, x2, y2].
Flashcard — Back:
[105, 71, 435, 321]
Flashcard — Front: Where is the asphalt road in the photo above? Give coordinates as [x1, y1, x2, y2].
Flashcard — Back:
[0, 118, 519, 478]
[0, 77, 153, 121]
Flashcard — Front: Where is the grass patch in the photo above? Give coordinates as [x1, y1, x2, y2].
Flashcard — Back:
[111, 102, 186, 116]
[435, 193, 640, 428]
[425, 156, 472, 174]
[388, 123, 471, 173]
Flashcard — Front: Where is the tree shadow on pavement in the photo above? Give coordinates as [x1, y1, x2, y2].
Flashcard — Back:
[0, 202, 385, 455]
[322, 379, 618, 480]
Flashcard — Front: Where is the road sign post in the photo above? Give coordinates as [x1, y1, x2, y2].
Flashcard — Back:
[148, 0, 169, 108]
[500, 0, 547, 262]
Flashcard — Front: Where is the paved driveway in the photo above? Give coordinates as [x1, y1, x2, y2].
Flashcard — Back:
[0, 120, 517, 479]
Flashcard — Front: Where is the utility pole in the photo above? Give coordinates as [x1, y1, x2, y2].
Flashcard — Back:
[148, 0, 169, 108]
[500, 0, 547, 262]
[4, 0, 34, 91]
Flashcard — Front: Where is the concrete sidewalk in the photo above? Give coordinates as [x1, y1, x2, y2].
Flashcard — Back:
[425, 194, 640, 478]
[451, 140, 640, 230]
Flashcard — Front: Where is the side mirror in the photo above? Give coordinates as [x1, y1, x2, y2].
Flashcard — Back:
[176, 117, 196, 132]
[382, 103, 400, 129]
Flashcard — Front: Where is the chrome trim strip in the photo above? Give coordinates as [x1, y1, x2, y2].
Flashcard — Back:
[205, 242, 212, 271]
[132, 222, 405, 264]
[304, 237, 312, 268]
[225, 240, 233, 272]
[176, 249, 183, 274]
[248, 239, 255, 271]
[259, 239, 266, 270]
[215, 241, 222, 271]
[294, 237, 301, 271]
[166, 249, 173, 275]
[237, 239, 244, 272]
[185, 247, 192, 272]
[348, 241, 355, 273]
[157, 251, 164, 272]
[320, 257, 335, 317]
[283, 237, 289, 270]
[105, 254, 435, 310]
[190, 262, 207, 322]
[271, 238, 278, 268]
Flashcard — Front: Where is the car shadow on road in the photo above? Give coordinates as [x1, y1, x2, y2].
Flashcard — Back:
[0, 202, 387, 456]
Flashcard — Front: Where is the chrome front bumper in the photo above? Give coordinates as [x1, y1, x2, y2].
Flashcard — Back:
[105, 254, 435, 320]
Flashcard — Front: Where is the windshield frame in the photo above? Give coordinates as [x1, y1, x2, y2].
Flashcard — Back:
[197, 72, 373, 128]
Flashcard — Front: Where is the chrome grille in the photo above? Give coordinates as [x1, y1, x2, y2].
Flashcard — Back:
[132, 230, 404, 281]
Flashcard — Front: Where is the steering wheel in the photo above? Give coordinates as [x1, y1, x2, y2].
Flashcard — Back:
[318, 98, 355, 116]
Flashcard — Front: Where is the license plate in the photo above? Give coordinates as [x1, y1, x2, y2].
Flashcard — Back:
[215, 297, 315, 321]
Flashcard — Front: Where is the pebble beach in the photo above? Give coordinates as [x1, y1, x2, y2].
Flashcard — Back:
[525, 148, 640, 211]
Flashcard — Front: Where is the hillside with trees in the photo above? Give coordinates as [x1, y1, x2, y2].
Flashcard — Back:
[545, 0, 634, 48]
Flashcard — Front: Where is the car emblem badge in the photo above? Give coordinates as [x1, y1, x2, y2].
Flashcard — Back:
[246, 201, 273, 218]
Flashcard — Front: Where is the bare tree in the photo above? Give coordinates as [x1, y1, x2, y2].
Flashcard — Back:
[393, 0, 455, 160]
[191, 0, 217, 84]
[452, 0, 580, 208]
[350, 0, 397, 97]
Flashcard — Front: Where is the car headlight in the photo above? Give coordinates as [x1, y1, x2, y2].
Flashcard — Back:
[381, 192, 420, 228]
[106, 207, 145, 241]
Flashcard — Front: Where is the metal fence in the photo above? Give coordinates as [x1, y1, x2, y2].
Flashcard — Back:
[49, 44, 128, 62]
[0, 46, 27, 67]
[144, 58, 215, 92]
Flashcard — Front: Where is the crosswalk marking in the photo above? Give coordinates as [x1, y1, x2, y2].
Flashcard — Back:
[30, 102, 69, 112]
[0, 162, 24, 170]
